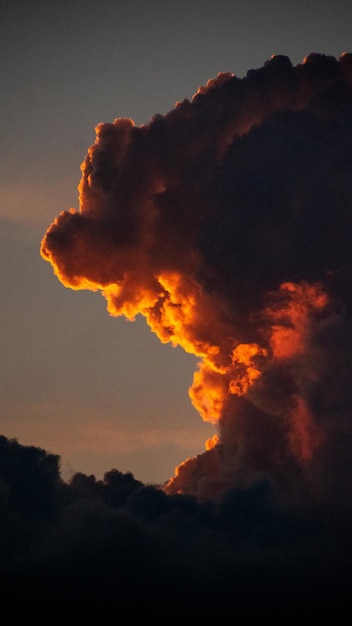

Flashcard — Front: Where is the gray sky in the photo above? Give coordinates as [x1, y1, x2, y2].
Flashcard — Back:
[1, 0, 351, 484]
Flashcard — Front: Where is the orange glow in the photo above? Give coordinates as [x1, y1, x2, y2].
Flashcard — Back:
[193, 72, 234, 97]
[149, 272, 202, 351]
[146, 272, 223, 360]
[163, 456, 195, 495]
[205, 434, 219, 450]
[40, 209, 103, 291]
[103, 279, 162, 321]
[189, 364, 228, 424]
[229, 343, 268, 396]
[267, 282, 329, 359]
[262, 281, 329, 462]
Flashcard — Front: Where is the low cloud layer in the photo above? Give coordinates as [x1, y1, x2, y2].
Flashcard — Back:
[0, 434, 350, 615]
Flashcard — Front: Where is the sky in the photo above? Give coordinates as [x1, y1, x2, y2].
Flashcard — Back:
[1, 0, 352, 614]
[2, 0, 352, 486]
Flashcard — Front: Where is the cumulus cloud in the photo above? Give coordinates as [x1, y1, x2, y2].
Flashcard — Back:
[33, 53, 352, 613]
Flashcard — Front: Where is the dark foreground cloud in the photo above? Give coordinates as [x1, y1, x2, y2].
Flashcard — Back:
[0, 435, 350, 617]
[28, 52, 352, 613]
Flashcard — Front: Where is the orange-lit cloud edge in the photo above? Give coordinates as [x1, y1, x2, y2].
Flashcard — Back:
[41, 53, 352, 502]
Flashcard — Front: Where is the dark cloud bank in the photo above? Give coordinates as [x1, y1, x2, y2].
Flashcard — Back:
[0, 434, 350, 617]
[4, 53, 352, 615]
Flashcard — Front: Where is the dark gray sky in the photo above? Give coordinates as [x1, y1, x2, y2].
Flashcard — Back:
[1, 0, 351, 484]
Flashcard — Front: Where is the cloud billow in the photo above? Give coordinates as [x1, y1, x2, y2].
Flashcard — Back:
[34, 53, 352, 611]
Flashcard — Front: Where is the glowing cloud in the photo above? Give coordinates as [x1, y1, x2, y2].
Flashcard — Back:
[41, 53, 352, 507]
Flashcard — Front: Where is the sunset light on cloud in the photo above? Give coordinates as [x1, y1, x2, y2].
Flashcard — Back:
[41, 53, 352, 506]
[2, 1, 352, 616]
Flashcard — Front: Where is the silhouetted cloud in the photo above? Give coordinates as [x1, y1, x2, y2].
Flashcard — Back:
[0, 435, 350, 616]
[21, 52, 352, 613]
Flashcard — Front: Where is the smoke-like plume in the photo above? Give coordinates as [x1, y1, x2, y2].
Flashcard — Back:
[41, 53, 352, 511]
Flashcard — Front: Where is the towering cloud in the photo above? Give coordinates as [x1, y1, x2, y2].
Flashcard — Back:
[41, 53, 352, 522]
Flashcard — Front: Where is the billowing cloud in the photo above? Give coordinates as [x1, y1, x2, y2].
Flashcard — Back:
[41, 53, 352, 535]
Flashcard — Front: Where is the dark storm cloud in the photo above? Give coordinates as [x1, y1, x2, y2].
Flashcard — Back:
[27, 53, 352, 613]
[42, 53, 352, 494]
